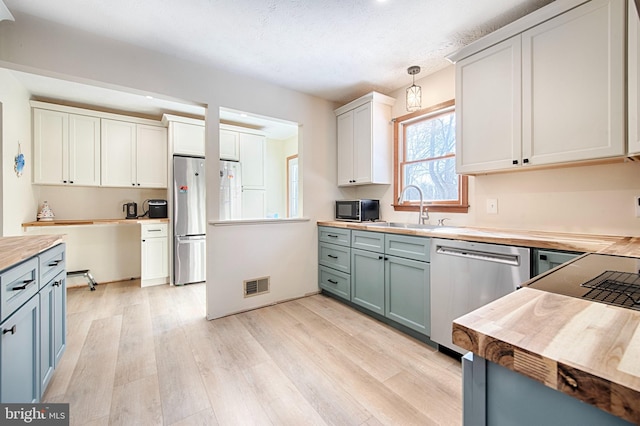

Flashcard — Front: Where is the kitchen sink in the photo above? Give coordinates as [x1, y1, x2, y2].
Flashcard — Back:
[367, 222, 446, 230]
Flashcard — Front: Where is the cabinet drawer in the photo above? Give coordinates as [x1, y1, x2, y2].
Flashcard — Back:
[318, 243, 351, 274]
[38, 243, 65, 288]
[319, 266, 351, 300]
[385, 234, 430, 262]
[142, 223, 168, 238]
[1, 258, 39, 322]
[318, 226, 351, 247]
[351, 230, 384, 253]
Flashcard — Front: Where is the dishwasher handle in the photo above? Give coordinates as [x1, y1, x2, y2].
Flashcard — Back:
[435, 245, 521, 266]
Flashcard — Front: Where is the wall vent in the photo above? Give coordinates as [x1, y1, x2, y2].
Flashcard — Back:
[244, 276, 270, 297]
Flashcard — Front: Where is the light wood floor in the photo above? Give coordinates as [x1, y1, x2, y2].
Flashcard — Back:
[44, 280, 462, 425]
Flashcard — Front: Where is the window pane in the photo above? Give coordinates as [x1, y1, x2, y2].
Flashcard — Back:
[405, 113, 456, 161]
[402, 157, 458, 201]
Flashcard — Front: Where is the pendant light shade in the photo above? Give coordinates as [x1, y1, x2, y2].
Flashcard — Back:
[406, 66, 422, 112]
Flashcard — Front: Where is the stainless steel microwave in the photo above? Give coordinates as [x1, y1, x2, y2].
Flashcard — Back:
[335, 199, 380, 222]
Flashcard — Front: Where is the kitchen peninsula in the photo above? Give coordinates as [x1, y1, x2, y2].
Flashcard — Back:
[318, 220, 640, 424]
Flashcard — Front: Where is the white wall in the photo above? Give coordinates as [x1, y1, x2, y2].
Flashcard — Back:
[0, 12, 342, 318]
[355, 65, 640, 236]
[0, 68, 38, 236]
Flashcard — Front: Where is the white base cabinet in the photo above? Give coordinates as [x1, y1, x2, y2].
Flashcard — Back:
[141, 223, 169, 287]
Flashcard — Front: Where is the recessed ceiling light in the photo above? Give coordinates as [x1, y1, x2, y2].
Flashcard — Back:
[145, 95, 154, 99]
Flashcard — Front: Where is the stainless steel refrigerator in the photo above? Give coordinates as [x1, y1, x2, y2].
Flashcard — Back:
[173, 155, 206, 285]
[219, 160, 242, 220]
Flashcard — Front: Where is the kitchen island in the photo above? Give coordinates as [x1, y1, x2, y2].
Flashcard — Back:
[453, 258, 640, 425]
[0, 234, 66, 403]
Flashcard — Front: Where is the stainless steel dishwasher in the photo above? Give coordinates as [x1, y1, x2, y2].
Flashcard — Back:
[430, 238, 530, 354]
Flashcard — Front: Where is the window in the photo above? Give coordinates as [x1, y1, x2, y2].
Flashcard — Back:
[393, 100, 468, 213]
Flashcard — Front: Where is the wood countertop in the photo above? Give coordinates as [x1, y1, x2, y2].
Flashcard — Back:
[22, 218, 169, 227]
[318, 220, 630, 254]
[452, 287, 640, 424]
[0, 234, 65, 272]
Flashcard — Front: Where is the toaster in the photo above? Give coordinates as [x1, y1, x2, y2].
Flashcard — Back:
[147, 199, 168, 219]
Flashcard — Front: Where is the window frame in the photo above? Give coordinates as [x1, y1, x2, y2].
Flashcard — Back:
[392, 99, 469, 214]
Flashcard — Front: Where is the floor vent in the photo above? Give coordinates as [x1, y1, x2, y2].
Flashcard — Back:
[244, 276, 270, 297]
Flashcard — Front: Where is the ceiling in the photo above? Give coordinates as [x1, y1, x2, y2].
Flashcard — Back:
[4, 0, 554, 105]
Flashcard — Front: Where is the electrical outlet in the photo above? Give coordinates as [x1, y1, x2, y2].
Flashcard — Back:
[486, 198, 498, 214]
[635, 196, 640, 218]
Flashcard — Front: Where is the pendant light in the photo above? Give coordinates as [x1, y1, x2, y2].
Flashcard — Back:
[406, 66, 422, 112]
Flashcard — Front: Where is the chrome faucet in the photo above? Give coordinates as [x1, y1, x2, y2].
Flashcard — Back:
[398, 184, 429, 224]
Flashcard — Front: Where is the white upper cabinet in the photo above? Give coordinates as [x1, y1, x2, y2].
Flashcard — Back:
[101, 119, 137, 187]
[452, 0, 626, 174]
[136, 124, 168, 188]
[101, 119, 167, 188]
[629, 0, 640, 155]
[521, 0, 625, 165]
[239, 132, 266, 189]
[33, 108, 101, 186]
[220, 129, 240, 161]
[163, 114, 205, 157]
[335, 92, 395, 186]
[456, 37, 522, 174]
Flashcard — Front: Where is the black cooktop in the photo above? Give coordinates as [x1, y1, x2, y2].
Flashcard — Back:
[527, 254, 640, 311]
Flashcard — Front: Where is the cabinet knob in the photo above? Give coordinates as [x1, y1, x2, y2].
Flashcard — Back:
[2, 325, 16, 335]
[137, 183, 140, 186]
[512, 160, 518, 165]
[142, 239, 146, 242]
[523, 158, 529, 164]
[53, 280, 61, 287]
[70, 180, 74, 184]
[378, 255, 383, 260]
[63, 180, 67, 183]
[132, 183, 135, 186]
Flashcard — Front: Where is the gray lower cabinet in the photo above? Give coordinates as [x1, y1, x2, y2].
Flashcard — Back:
[385, 255, 430, 335]
[463, 353, 631, 426]
[318, 227, 352, 299]
[533, 249, 581, 276]
[40, 270, 67, 395]
[1, 294, 40, 403]
[350, 230, 431, 335]
[0, 242, 66, 403]
[351, 248, 385, 315]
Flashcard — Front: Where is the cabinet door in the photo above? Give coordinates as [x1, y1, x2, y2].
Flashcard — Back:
[141, 237, 169, 284]
[173, 122, 205, 157]
[456, 36, 522, 173]
[1, 295, 40, 403]
[521, 0, 625, 165]
[241, 189, 266, 219]
[629, 0, 640, 155]
[239, 133, 266, 189]
[385, 256, 430, 335]
[39, 280, 54, 395]
[351, 248, 385, 315]
[33, 108, 68, 185]
[352, 103, 373, 184]
[220, 129, 239, 161]
[136, 124, 168, 188]
[69, 114, 101, 186]
[337, 110, 354, 186]
[101, 119, 136, 187]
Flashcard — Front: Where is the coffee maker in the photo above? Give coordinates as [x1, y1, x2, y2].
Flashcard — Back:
[123, 202, 138, 219]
